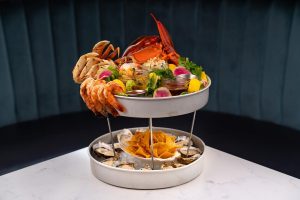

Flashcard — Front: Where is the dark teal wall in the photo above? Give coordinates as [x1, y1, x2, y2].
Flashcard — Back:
[0, 0, 300, 129]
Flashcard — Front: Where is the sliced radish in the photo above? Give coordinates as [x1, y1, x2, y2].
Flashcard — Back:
[153, 87, 172, 98]
[99, 70, 112, 80]
[173, 67, 190, 76]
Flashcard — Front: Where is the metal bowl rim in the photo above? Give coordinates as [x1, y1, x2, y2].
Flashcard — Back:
[88, 127, 206, 173]
[115, 76, 211, 101]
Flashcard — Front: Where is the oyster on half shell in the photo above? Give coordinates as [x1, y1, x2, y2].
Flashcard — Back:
[93, 141, 119, 157]
[117, 163, 135, 170]
[179, 146, 202, 157]
[175, 136, 193, 146]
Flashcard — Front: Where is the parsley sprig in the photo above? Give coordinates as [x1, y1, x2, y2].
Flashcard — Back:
[178, 57, 203, 79]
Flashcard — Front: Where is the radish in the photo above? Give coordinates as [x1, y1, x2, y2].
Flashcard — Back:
[99, 70, 112, 80]
[153, 87, 172, 98]
[173, 66, 190, 76]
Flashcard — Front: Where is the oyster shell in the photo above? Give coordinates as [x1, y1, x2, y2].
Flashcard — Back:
[175, 136, 193, 146]
[101, 157, 118, 166]
[117, 129, 133, 150]
[140, 164, 152, 170]
[93, 141, 118, 157]
[161, 162, 185, 170]
[117, 163, 135, 170]
[177, 154, 201, 165]
[179, 146, 202, 157]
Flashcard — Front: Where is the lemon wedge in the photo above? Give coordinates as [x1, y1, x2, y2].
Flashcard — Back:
[168, 64, 176, 72]
[188, 78, 201, 93]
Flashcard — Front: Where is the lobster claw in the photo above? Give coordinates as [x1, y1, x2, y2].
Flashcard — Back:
[122, 35, 160, 57]
[150, 13, 179, 65]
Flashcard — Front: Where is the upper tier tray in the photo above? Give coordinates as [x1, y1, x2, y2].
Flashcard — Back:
[116, 76, 211, 118]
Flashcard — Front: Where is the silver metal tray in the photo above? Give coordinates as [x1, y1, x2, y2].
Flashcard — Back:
[88, 127, 206, 189]
[115, 76, 211, 118]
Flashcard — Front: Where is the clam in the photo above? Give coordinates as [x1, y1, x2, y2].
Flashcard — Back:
[175, 136, 193, 146]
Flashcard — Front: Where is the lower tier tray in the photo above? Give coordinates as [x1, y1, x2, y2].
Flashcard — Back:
[88, 127, 206, 189]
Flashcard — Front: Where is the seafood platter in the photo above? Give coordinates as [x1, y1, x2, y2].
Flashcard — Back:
[72, 14, 211, 189]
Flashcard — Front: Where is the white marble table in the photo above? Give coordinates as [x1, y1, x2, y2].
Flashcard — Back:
[0, 147, 299, 200]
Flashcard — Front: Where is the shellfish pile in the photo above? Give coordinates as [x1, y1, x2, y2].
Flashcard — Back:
[91, 129, 203, 170]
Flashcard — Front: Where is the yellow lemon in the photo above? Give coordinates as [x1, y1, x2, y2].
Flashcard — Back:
[168, 64, 176, 72]
[113, 79, 126, 92]
[188, 78, 201, 93]
[201, 71, 208, 82]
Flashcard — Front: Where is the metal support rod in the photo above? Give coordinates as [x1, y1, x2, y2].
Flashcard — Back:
[187, 111, 197, 156]
[106, 117, 116, 157]
[149, 118, 155, 170]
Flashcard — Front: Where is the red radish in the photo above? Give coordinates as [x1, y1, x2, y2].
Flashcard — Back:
[99, 70, 112, 80]
[173, 67, 190, 76]
[153, 87, 172, 98]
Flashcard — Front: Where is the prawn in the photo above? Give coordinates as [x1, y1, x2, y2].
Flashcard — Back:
[97, 82, 119, 116]
[104, 81, 126, 113]
[80, 78, 96, 113]
[91, 80, 107, 116]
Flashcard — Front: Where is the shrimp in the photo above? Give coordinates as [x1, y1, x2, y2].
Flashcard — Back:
[104, 81, 126, 112]
[80, 78, 96, 113]
[91, 80, 107, 116]
[97, 81, 119, 116]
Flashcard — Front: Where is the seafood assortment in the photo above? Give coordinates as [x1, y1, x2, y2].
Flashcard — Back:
[72, 14, 209, 117]
[92, 129, 203, 170]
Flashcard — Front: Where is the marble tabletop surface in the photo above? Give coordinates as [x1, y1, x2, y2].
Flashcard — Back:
[0, 146, 299, 200]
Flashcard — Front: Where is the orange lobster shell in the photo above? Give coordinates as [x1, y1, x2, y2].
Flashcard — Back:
[116, 14, 180, 65]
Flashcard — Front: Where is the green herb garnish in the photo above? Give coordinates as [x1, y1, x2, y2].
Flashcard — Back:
[151, 68, 174, 80]
[105, 66, 119, 81]
[178, 57, 203, 79]
[146, 72, 160, 95]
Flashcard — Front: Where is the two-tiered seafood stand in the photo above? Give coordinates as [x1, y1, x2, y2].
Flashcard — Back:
[88, 77, 210, 189]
